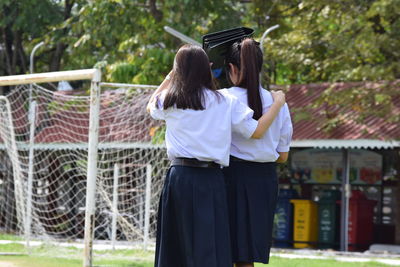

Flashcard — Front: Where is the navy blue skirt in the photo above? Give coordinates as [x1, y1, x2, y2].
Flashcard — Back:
[155, 166, 232, 267]
[223, 161, 278, 264]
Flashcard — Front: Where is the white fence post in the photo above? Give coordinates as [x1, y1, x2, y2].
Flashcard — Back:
[83, 69, 101, 267]
[143, 164, 152, 250]
[111, 163, 119, 251]
[25, 100, 37, 250]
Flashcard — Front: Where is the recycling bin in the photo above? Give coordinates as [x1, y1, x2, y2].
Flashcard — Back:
[273, 189, 297, 247]
[290, 199, 318, 248]
[317, 190, 341, 249]
[347, 190, 377, 251]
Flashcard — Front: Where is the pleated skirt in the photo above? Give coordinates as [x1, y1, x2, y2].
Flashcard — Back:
[223, 161, 278, 264]
[154, 166, 232, 267]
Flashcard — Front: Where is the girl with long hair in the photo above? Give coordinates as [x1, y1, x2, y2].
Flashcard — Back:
[223, 38, 293, 267]
[146, 44, 286, 267]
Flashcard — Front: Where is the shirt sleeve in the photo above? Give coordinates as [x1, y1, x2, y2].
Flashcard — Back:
[230, 96, 258, 139]
[277, 103, 293, 152]
[148, 93, 166, 120]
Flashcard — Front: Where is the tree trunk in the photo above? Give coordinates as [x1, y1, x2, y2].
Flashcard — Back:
[49, 43, 66, 71]
[13, 31, 26, 74]
[2, 26, 14, 75]
[17, 34, 27, 74]
[49, 0, 74, 72]
[149, 0, 163, 22]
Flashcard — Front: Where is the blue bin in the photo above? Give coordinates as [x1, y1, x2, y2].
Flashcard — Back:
[273, 189, 298, 248]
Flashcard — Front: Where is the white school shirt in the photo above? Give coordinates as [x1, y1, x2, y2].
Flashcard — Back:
[222, 86, 293, 162]
[149, 89, 258, 166]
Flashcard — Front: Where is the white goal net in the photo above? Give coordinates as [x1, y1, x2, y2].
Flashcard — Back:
[0, 72, 168, 251]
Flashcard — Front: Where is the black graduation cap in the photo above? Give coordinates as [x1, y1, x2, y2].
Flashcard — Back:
[203, 27, 254, 88]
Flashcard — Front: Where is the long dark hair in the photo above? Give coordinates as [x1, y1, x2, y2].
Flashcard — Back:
[226, 38, 263, 119]
[163, 44, 216, 110]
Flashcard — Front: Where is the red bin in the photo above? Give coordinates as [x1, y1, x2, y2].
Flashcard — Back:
[346, 190, 377, 251]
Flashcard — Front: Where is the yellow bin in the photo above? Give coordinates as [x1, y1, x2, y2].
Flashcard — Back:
[290, 199, 318, 248]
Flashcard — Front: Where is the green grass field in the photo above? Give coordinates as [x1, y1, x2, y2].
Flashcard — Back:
[0, 240, 396, 267]
[0, 254, 393, 267]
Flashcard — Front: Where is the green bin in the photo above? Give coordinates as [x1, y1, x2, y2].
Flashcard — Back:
[318, 190, 341, 249]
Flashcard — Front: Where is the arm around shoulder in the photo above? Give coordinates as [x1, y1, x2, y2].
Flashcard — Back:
[251, 90, 286, 139]
[275, 103, 293, 161]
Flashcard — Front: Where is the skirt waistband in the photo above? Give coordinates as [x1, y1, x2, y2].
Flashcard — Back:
[230, 155, 276, 166]
[171, 157, 221, 169]
[230, 155, 248, 162]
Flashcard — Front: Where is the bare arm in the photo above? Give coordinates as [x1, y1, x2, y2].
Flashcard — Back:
[276, 152, 289, 163]
[146, 71, 172, 113]
[251, 91, 285, 139]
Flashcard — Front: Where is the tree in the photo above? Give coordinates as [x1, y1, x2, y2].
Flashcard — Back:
[250, 0, 400, 84]
[244, 0, 400, 126]
[0, 0, 76, 77]
[63, 0, 247, 84]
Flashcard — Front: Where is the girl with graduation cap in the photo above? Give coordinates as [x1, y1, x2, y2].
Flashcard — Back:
[222, 38, 293, 267]
[147, 44, 286, 267]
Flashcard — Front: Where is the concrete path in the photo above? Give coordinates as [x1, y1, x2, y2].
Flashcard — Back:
[0, 261, 17, 267]
[271, 248, 400, 266]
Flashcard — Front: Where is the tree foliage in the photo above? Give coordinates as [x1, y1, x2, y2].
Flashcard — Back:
[3, 0, 399, 84]
[66, 0, 245, 84]
[249, 0, 400, 129]
[0, 0, 81, 77]
[256, 0, 400, 84]
[1, 0, 399, 92]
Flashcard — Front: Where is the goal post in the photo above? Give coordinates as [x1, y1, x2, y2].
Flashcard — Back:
[0, 70, 168, 267]
[83, 69, 101, 267]
[0, 69, 101, 267]
[0, 69, 100, 86]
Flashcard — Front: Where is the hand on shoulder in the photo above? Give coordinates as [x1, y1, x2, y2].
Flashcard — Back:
[271, 90, 286, 106]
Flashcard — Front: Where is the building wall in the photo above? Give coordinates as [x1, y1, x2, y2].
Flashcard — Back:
[395, 149, 400, 244]
[396, 186, 400, 244]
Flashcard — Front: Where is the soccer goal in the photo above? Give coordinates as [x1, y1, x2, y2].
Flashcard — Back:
[0, 70, 168, 267]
